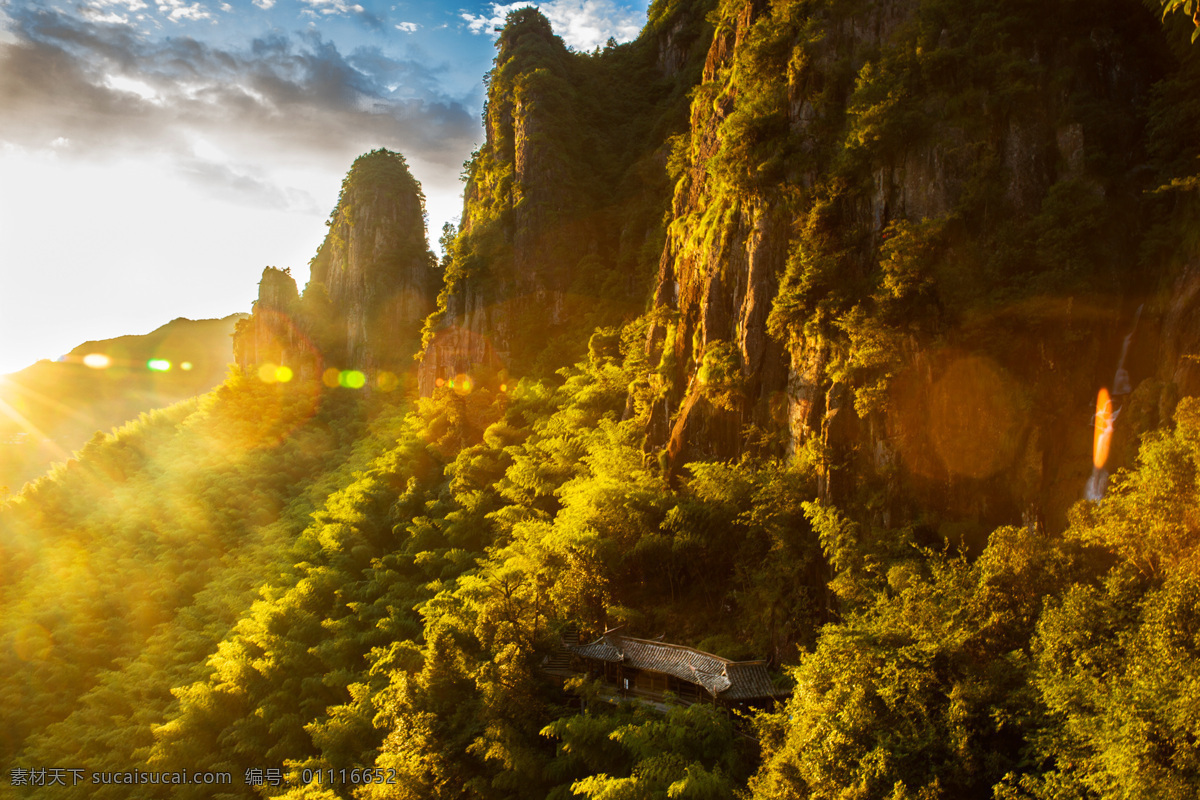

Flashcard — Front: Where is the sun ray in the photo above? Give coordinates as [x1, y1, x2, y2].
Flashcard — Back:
[0, 395, 72, 466]
[0, 376, 104, 432]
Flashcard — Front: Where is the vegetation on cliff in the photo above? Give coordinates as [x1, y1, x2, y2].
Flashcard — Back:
[235, 149, 438, 379]
[422, 0, 714, 378]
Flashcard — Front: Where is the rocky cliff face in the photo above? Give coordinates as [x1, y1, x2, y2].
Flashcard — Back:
[231, 0, 1200, 538]
[234, 267, 309, 373]
[414, 0, 1200, 534]
[235, 150, 439, 383]
[641, 0, 1172, 533]
[1158, 260, 1200, 400]
[418, 2, 715, 394]
[309, 149, 438, 373]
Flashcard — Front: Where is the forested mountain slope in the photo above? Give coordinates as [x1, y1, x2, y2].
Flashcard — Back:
[0, 314, 245, 498]
[4, 1, 1200, 799]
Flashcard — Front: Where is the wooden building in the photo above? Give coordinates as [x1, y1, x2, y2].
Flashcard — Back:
[565, 631, 789, 710]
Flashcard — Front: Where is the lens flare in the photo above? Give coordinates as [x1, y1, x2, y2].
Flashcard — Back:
[339, 370, 366, 389]
[180, 361, 194, 371]
[147, 359, 171, 372]
[322, 368, 341, 388]
[275, 365, 293, 383]
[1093, 387, 1113, 470]
[377, 371, 399, 392]
[82, 353, 111, 369]
[258, 363, 280, 384]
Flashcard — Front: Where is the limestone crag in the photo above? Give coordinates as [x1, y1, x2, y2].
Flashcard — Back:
[419, 3, 715, 389]
[235, 150, 439, 384]
[1158, 259, 1200, 400]
[419, 10, 588, 389]
[233, 267, 316, 376]
[642, 0, 1164, 532]
[309, 149, 438, 373]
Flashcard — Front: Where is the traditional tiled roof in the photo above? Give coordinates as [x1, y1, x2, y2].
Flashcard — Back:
[568, 633, 787, 701]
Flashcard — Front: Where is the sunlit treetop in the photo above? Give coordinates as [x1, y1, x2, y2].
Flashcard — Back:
[331, 149, 424, 220]
[1161, 0, 1200, 41]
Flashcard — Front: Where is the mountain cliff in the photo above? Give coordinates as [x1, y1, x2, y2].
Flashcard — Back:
[235, 149, 438, 382]
[310, 149, 439, 371]
[643, 0, 1173, 535]
[428, 0, 1199, 537]
[417, 2, 714, 391]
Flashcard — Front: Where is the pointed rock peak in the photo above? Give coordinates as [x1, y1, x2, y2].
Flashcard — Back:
[308, 148, 438, 372]
[498, 6, 555, 47]
[495, 6, 566, 64]
[334, 148, 421, 205]
[256, 267, 298, 313]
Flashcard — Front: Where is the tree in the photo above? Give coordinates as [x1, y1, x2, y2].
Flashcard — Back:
[1160, 0, 1200, 41]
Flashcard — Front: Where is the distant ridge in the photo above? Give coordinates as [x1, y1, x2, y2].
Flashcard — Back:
[0, 313, 246, 496]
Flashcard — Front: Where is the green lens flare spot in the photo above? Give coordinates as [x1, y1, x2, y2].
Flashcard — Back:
[339, 370, 366, 389]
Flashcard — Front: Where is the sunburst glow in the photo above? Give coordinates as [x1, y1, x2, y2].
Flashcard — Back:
[82, 353, 112, 369]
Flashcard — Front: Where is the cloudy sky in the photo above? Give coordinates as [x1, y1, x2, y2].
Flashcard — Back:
[0, 0, 649, 374]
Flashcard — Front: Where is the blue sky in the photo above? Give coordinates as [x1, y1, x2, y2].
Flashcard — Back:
[0, 0, 649, 374]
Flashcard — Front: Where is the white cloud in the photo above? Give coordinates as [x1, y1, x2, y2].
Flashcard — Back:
[299, 0, 365, 16]
[395, 21, 418, 32]
[252, 0, 275, 7]
[80, 8, 131, 24]
[155, 0, 212, 23]
[79, 0, 150, 22]
[0, 7, 477, 168]
[91, 0, 149, 11]
[461, 1, 643, 50]
[104, 73, 161, 102]
[460, 10, 494, 35]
